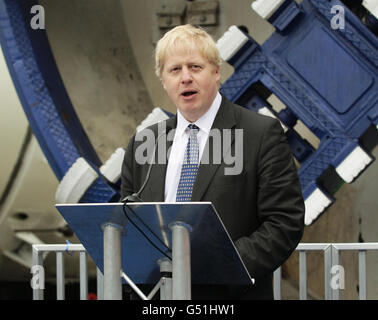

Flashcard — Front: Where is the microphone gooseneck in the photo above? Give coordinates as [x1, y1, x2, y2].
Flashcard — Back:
[121, 124, 173, 203]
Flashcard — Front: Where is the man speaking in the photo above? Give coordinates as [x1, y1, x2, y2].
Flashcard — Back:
[121, 24, 305, 299]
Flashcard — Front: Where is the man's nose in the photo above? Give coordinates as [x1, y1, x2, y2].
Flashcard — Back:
[180, 67, 193, 83]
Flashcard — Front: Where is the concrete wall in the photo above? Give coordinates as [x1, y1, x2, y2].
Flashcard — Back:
[40, 0, 154, 163]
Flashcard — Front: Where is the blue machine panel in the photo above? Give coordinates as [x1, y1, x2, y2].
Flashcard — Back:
[287, 27, 373, 114]
[220, 0, 378, 224]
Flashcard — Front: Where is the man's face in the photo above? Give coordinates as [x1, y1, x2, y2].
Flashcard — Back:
[161, 46, 220, 122]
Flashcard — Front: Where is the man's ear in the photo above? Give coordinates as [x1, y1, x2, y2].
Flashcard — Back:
[215, 66, 221, 83]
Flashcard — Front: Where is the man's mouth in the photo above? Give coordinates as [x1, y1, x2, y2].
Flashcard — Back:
[181, 90, 198, 98]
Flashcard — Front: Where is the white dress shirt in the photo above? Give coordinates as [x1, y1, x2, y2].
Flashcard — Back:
[164, 92, 222, 202]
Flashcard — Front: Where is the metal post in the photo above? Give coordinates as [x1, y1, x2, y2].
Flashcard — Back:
[273, 267, 281, 300]
[56, 252, 65, 300]
[80, 252, 88, 300]
[121, 271, 148, 300]
[103, 223, 123, 300]
[331, 246, 341, 300]
[32, 246, 44, 300]
[96, 267, 104, 300]
[169, 222, 191, 300]
[158, 258, 172, 300]
[299, 250, 307, 300]
[358, 250, 367, 300]
[324, 245, 332, 300]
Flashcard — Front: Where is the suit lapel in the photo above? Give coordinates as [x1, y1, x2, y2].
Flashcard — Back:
[145, 97, 238, 202]
[191, 96, 237, 201]
[146, 115, 177, 201]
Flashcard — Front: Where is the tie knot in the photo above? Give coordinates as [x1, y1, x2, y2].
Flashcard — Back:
[188, 124, 199, 131]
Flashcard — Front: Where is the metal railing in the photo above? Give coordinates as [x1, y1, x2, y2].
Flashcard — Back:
[32, 244, 103, 300]
[32, 242, 378, 300]
[273, 243, 378, 300]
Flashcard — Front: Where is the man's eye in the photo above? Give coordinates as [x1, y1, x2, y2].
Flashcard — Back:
[192, 65, 201, 69]
[171, 67, 180, 72]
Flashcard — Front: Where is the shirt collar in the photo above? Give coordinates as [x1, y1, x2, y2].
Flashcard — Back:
[176, 92, 222, 137]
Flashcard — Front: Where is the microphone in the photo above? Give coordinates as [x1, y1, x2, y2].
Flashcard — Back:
[121, 122, 173, 203]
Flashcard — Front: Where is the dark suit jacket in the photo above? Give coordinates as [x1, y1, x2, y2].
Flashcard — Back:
[121, 96, 305, 299]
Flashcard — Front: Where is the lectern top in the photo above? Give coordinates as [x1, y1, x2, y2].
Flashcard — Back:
[56, 202, 253, 285]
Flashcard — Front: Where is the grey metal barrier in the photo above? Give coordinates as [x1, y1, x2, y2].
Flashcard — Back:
[273, 242, 378, 300]
[32, 244, 104, 300]
[32, 242, 378, 300]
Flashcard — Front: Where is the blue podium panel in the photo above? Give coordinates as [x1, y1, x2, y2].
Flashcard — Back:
[56, 202, 253, 286]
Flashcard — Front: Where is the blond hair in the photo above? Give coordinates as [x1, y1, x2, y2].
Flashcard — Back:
[155, 24, 222, 79]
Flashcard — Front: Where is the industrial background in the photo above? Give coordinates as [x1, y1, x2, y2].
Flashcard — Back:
[0, 0, 377, 299]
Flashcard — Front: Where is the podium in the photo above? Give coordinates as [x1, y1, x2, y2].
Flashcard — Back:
[56, 202, 254, 300]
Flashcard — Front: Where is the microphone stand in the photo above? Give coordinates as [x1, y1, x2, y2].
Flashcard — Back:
[121, 126, 172, 203]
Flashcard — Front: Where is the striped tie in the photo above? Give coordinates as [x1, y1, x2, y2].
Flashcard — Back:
[176, 124, 200, 202]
